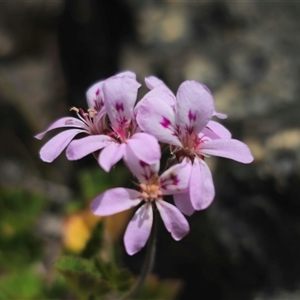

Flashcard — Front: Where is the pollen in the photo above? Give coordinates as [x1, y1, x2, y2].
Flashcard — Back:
[87, 108, 97, 118]
[140, 183, 163, 200]
[70, 106, 79, 113]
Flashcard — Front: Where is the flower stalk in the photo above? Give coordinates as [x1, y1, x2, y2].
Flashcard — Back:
[121, 209, 158, 300]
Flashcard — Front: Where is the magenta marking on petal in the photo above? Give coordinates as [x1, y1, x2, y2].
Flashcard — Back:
[139, 160, 155, 182]
[188, 109, 196, 122]
[65, 118, 75, 125]
[96, 88, 100, 96]
[139, 161, 149, 167]
[115, 102, 124, 112]
[160, 116, 171, 128]
[160, 172, 180, 189]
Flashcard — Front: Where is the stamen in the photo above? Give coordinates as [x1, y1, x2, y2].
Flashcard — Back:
[70, 107, 79, 113]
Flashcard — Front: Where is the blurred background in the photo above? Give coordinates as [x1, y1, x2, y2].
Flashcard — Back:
[1, 0, 300, 299]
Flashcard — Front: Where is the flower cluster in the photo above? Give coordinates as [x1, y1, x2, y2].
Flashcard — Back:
[36, 71, 253, 255]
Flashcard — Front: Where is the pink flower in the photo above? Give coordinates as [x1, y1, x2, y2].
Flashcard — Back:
[137, 78, 253, 215]
[90, 154, 191, 255]
[35, 72, 160, 172]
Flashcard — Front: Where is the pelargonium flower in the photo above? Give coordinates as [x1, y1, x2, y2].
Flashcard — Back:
[35, 72, 160, 172]
[90, 151, 191, 255]
[136, 78, 253, 215]
[35, 71, 134, 162]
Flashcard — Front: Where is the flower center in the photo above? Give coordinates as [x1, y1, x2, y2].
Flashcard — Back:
[139, 183, 163, 201]
[171, 132, 205, 163]
[70, 106, 106, 135]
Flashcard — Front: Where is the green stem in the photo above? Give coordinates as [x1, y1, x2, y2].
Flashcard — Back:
[121, 209, 158, 300]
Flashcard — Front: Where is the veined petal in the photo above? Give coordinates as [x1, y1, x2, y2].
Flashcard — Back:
[103, 76, 141, 128]
[176, 81, 214, 135]
[66, 135, 114, 160]
[91, 188, 141, 216]
[156, 200, 189, 241]
[136, 97, 182, 147]
[35, 117, 87, 140]
[173, 192, 195, 216]
[99, 142, 126, 172]
[124, 203, 153, 255]
[189, 159, 215, 210]
[205, 120, 232, 139]
[199, 139, 254, 163]
[86, 80, 104, 110]
[125, 145, 160, 183]
[126, 132, 160, 165]
[159, 161, 191, 194]
[39, 129, 84, 163]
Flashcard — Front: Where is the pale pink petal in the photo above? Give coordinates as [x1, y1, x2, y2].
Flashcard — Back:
[39, 129, 84, 163]
[124, 203, 153, 255]
[136, 97, 182, 147]
[199, 139, 254, 163]
[143, 76, 176, 107]
[91, 188, 141, 216]
[126, 132, 160, 165]
[156, 200, 189, 241]
[189, 159, 215, 210]
[116, 71, 136, 79]
[213, 111, 227, 119]
[144, 76, 166, 90]
[86, 80, 104, 110]
[125, 145, 160, 183]
[35, 117, 87, 140]
[205, 120, 232, 139]
[66, 135, 114, 160]
[176, 81, 214, 135]
[98, 142, 126, 172]
[173, 192, 195, 216]
[159, 161, 191, 194]
[103, 76, 141, 128]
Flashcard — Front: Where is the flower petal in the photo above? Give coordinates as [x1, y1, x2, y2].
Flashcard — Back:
[159, 161, 191, 194]
[39, 129, 84, 162]
[116, 70, 136, 79]
[144, 76, 166, 90]
[98, 142, 126, 172]
[66, 135, 114, 160]
[143, 77, 176, 107]
[199, 139, 254, 163]
[213, 110, 227, 119]
[136, 97, 182, 147]
[125, 145, 160, 183]
[90, 188, 141, 216]
[156, 200, 189, 241]
[189, 159, 215, 210]
[205, 120, 232, 139]
[35, 117, 87, 140]
[86, 80, 104, 110]
[173, 192, 195, 216]
[103, 76, 141, 128]
[124, 203, 153, 255]
[126, 132, 160, 165]
[176, 81, 214, 135]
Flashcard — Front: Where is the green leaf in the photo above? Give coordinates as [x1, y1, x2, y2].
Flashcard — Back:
[55, 255, 134, 299]
[55, 256, 112, 299]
